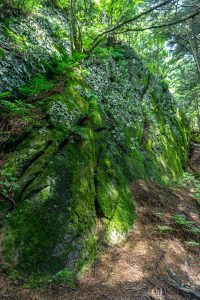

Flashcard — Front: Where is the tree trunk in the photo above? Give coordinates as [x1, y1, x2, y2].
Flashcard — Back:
[69, 0, 83, 53]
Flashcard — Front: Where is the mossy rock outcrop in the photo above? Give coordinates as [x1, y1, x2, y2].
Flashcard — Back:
[0, 6, 70, 93]
[0, 45, 189, 286]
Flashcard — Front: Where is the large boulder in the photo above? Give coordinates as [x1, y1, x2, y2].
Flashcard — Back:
[0, 44, 189, 286]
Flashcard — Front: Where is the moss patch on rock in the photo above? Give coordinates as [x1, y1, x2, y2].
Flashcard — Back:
[0, 44, 189, 286]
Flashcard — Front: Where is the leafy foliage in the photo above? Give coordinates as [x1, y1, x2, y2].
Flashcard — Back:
[177, 172, 200, 190]
[53, 269, 75, 286]
[0, 99, 34, 116]
[48, 51, 86, 76]
[0, 0, 42, 15]
[185, 241, 200, 247]
[55, 0, 69, 10]
[0, 173, 18, 206]
[157, 225, 173, 233]
[19, 74, 55, 97]
[172, 214, 195, 226]
[188, 227, 200, 234]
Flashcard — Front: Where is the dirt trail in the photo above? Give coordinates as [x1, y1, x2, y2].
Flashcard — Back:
[1, 145, 200, 300]
[189, 142, 200, 173]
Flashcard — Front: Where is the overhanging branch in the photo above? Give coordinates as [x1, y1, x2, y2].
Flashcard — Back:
[114, 9, 200, 34]
[88, 0, 174, 52]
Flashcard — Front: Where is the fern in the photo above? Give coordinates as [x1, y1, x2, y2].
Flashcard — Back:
[188, 227, 200, 234]
[172, 214, 195, 225]
[194, 192, 200, 200]
[185, 241, 200, 247]
[157, 225, 173, 233]
[19, 74, 55, 97]
[0, 99, 33, 116]
[0, 91, 11, 98]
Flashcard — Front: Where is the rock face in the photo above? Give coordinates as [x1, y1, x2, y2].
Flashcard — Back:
[0, 7, 70, 93]
[0, 9, 189, 286]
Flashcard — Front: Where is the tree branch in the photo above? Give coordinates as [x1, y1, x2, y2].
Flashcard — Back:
[89, 0, 174, 52]
[113, 9, 200, 34]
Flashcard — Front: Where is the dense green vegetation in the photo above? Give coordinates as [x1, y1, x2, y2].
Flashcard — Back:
[0, 0, 199, 129]
[0, 0, 199, 289]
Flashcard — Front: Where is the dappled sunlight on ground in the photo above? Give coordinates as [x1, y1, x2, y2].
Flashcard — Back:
[61, 177, 200, 300]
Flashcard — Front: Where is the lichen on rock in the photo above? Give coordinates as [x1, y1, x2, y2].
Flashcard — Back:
[0, 7, 70, 93]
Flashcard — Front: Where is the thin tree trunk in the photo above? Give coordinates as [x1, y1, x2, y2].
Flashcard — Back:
[69, 0, 83, 53]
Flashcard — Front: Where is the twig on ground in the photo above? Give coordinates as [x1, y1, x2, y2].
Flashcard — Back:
[166, 281, 200, 299]
[145, 277, 157, 287]
[153, 256, 200, 299]
[160, 255, 182, 285]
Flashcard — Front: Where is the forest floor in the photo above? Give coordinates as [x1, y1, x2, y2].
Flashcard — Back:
[0, 143, 200, 300]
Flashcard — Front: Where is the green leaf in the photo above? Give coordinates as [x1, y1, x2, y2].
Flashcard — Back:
[0, 91, 11, 98]
[185, 241, 200, 247]
[172, 214, 195, 225]
[188, 227, 200, 234]
[157, 225, 173, 233]
[0, 181, 11, 187]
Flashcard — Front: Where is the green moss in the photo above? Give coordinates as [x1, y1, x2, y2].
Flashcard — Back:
[54, 269, 75, 286]
[0, 48, 190, 286]
[2, 138, 97, 283]
[6, 29, 28, 51]
[0, 47, 5, 58]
